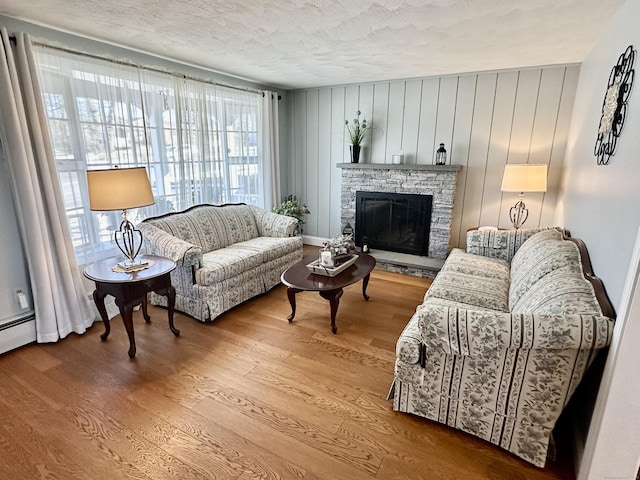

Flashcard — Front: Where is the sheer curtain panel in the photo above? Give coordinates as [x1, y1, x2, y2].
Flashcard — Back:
[0, 29, 94, 342]
[33, 46, 274, 265]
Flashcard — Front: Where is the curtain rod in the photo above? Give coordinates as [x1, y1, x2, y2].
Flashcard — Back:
[32, 40, 270, 97]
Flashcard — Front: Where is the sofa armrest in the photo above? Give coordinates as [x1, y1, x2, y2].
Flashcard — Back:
[416, 304, 614, 356]
[466, 227, 562, 262]
[250, 205, 298, 237]
[139, 223, 203, 267]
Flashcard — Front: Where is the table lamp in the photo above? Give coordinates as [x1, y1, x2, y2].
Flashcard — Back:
[87, 166, 155, 270]
[500, 164, 547, 229]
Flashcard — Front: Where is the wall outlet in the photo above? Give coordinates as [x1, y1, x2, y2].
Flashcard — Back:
[14, 289, 29, 309]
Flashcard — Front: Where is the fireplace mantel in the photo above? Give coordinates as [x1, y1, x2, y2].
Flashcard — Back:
[339, 162, 461, 276]
[337, 163, 461, 173]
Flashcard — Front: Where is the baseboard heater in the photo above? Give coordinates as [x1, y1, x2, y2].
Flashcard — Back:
[0, 313, 36, 355]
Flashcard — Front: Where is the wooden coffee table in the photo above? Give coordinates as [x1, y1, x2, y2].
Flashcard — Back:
[281, 253, 376, 334]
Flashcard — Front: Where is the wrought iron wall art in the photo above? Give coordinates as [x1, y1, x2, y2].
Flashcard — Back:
[594, 45, 635, 165]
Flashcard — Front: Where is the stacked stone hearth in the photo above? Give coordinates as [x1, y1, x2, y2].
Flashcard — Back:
[338, 163, 461, 277]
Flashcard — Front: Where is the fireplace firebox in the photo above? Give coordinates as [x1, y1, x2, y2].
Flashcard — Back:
[355, 191, 432, 256]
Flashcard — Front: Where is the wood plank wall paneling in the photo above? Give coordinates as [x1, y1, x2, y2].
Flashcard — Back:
[286, 65, 580, 246]
[543, 67, 580, 228]
[480, 71, 519, 228]
[448, 75, 476, 250]
[318, 89, 332, 233]
[329, 88, 345, 235]
[291, 90, 306, 203]
[305, 90, 319, 235]
[417, 78, 439, 165]
[370, 82, 390, 165]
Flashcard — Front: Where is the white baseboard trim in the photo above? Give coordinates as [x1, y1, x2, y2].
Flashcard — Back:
[301, 235, 328, 246]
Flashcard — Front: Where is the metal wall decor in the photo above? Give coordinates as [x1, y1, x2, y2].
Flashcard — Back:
[594, 45, 635, 165]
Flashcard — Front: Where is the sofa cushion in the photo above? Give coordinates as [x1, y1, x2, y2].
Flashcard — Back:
[196, 246, 265, 285]
[510, 229, 564, 273]
[145, 204, 259, 252]
[466, 227, 558, 262]
[511, 266, 603, 314]
[425, 249, 510, 312]
[509, 230, 584, 310]
[189, 204, 259, 250]
[424, 296, 506, 313]
[231, 236, 303, 263]
[144, 208, 224, 251]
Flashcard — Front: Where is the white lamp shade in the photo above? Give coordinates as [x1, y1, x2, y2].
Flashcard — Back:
[87, 167, 155, 211]
[501, 164, 548, 193]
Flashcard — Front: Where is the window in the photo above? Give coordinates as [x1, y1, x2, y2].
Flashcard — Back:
[33, 46, 264, 264]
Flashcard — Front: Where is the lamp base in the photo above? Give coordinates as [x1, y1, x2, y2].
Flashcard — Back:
[509, 197, 529, 229]
[113, 209, 146, 268]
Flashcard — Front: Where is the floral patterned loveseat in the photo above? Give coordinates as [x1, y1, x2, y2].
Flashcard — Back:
[389, 227, 616, 467]
[139, 203, 303, 322]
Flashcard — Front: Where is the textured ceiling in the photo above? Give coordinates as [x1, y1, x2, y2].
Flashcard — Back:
[0, 0, 625, 90]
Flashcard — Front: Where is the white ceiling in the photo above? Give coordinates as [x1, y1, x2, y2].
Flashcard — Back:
[0, 0, 625, 90]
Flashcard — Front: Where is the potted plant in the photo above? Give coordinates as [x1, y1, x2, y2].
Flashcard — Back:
[273, 195, 310, 234]
[345, 110, 370, 163]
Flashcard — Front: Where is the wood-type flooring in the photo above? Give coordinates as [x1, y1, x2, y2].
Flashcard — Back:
[0, 251, 575, 479]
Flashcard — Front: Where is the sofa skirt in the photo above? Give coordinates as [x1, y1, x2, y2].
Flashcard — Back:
[389, 378, 554, 467]
[150, 249, 302, 322]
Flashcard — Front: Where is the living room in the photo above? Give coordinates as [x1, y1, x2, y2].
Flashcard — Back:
[0, 1, 638, 479]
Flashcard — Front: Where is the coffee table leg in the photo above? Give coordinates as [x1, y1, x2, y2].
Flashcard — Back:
[362, 273, 371, 301]
[287, 287, 302, 322]
[320, 288, 343, 334]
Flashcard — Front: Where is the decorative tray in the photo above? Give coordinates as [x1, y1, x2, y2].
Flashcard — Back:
[306, 254, 358, 277]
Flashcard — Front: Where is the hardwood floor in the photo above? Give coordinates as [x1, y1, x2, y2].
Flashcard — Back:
[0, 256, 575, 479]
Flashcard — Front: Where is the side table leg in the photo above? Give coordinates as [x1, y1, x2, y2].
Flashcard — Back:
[154, 286, 180, 336]
[141, 294, 151, 323]
[362, 273, 371, 301]
[320, 288, 343, 334]
[93, 289, 111, 341]
[119, 304, 137, 359]
[286, 288, 302, 322]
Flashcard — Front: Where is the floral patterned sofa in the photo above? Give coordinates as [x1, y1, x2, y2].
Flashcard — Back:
[139, 203, 303, 322]
[389, 227, 616, 467]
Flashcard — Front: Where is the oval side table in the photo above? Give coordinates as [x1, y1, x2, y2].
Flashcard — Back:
[84, 254, 178, 358]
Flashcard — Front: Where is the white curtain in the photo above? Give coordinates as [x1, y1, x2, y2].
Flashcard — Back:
[32, 46, 270, 265]
[34, 48, 158, 266]
[260, 90, 281, 210]
[0, 29, 93, 342]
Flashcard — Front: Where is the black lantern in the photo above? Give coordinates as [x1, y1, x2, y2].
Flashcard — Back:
[361, 236, 370, 253]
[435, 143, 447, 165]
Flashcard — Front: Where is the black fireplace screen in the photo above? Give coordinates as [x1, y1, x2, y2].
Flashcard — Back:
[355, 191, 432, 256]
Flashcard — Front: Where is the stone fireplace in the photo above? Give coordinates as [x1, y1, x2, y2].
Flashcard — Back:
[339, 163, 461, 276]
